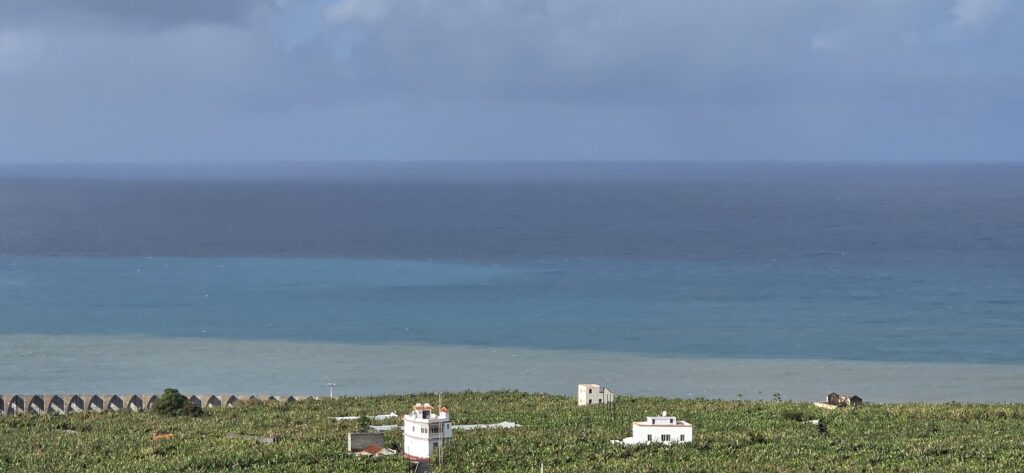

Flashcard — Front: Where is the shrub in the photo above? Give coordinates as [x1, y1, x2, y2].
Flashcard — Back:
[780, 410, 804, 422]
[153, 388, 202, 417]
[746, 431, 768, 444]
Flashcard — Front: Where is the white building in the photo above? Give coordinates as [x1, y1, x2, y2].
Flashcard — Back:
[578, 384, 615, 406]
[402, 403, 452, 461]
[618, 411, 693, 445]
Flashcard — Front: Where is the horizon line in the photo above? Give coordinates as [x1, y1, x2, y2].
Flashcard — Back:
[2, 160, 1022, 166]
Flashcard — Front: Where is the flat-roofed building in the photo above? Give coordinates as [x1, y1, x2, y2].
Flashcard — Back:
[578, 384, 615, 406]
[618, 411, 693, 445]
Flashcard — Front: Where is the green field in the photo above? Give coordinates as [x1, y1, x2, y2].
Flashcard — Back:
[2, 391, 1023, 472]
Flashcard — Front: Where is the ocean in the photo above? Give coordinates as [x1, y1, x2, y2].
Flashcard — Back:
[1, 162, 1022, 401]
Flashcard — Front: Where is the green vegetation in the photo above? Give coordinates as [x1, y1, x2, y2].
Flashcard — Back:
[152, 388, 203, 417]
[2, 391, 1023, 472]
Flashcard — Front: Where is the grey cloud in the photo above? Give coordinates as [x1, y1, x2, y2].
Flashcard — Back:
[0, 0, 1022, 163]
[332, 0, 1024, 104]
[0, 0, 271, 28]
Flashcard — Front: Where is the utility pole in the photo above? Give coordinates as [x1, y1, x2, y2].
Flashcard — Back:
[326, 382, 336, 399]
[438, 392, 444, 465]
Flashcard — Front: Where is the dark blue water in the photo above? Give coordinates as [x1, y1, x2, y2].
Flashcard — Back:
[2, 163, 1022, 364]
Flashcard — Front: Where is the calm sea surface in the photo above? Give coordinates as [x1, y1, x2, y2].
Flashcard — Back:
[1, 163, 1022, 398]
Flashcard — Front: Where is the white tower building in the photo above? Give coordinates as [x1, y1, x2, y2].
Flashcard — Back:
[402, 403, 452, 461]
[578, 384, 615, 406]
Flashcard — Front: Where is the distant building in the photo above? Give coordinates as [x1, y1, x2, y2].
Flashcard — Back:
[817, 392, 863, 409]
[347, 432, 385, 453]
[403, 403, 452, 461]
[578, 384, 615, 406]
[617, 411, 693, 445]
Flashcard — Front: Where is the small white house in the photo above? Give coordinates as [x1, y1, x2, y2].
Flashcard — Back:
[402, 403, 452, 461]
[618, 411, 693, 445]
[578, 384, 615, 406]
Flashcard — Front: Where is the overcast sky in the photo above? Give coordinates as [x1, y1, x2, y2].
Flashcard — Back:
[0, 0, 1021, 163]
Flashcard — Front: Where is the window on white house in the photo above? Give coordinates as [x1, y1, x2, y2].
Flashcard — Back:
[588, 389, 592, 394]
[647, 434, 652, 441]
[680, 434, 686, 441]
[661, 434, 670, 441]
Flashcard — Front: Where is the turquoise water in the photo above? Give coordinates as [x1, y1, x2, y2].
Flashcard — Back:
[2, 164, 1023, 397]
[2, 256, 1021, 364]
[4, 334, 1023, 402]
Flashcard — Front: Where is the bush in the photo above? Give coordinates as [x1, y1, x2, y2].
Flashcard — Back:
[153, 388, 202, 417]
[780, 410, 804, 422]
[746, 431, 769, 444]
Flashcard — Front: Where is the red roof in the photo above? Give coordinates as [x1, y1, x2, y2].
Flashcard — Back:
[362, 444, 383, 455]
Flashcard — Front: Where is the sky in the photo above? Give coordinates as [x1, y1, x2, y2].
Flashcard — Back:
[0, 0, 1021, 163]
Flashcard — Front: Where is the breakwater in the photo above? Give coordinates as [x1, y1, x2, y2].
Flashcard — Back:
[0, 394, 311, 415]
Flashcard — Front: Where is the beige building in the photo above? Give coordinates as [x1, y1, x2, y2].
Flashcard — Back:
[815, 392, 864, 409]
[578, 384, 615, 406]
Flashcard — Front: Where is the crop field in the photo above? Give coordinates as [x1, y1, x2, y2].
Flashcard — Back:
[1, 391, 1023, 472]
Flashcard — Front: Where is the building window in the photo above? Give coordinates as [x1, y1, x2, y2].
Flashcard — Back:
[588, 399, 592, 405]
[680, 434, 686, 441]
[661, 435, 670, 442]
[588, 389, 592, 394]
[599, 387, 604, 393]
[598, 399, 602, 404]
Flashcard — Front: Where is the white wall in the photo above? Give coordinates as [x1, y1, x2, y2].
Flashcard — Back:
[403, 418, 452, 460]
[626, 424, 693, 445]
[578, 385, 615, 406]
